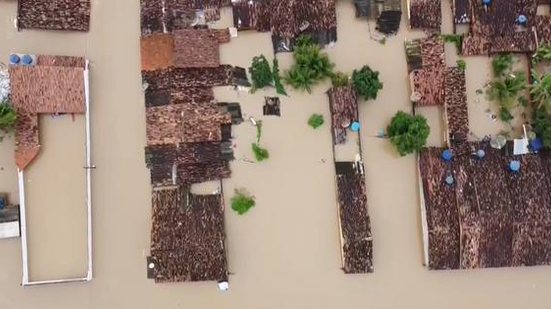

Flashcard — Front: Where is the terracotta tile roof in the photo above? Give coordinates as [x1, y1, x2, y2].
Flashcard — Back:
[173, 29, 220, 68]
[9, 56, 87, 170]
[407, 36, 446, 106]
[535, 16, 551, 46]
[143, 66, 236, 91]
[141, 34, 175, 72]
[461, 0, 538, 55]
[419, 147, 460, 270]
[444, 67, 469, 150]
[337, 172, 373, 274]
[17, 0, 91, 32]
[14, 112, 40, 170]
[146, 103, 231, 145]
[327, 86, 358, 145]
[149, 188, 228, 282]
[36, 55, 86, 67]
[9, 66, 85, 114]
[419, 145, 551, 270]
[409, 0, 441, 30]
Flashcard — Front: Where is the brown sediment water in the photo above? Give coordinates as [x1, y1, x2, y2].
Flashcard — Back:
[0, 1, 550, 308]
[24, 115, 88, 282]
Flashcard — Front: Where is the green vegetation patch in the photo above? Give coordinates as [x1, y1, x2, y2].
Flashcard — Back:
[284, 35, 334, 93]
[308, 114, 325, 129]
[231, 189, 256, 215]
[387, 111, 430, 156]
[0, 101, 17, 142]
[352, 65, 383, 101]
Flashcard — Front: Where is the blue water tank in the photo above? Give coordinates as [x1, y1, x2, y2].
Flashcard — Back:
[0, 197, 5, 210]
[517, 14, 528, 25]
[350, 121, 360, 132]
[9, 54, 20, 64]
[21, 54, 33, 65]
[445, 175, 454, 185]
[509, 160, 521, 172]
[483, 0, 492, 5]
[441, 149, 453, 162]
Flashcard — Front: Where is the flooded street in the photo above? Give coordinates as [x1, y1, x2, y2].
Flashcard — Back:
[0, 0, 550, 308]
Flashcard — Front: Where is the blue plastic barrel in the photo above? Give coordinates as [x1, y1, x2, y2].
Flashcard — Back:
[350, 121, 360, 132]
[483, 0, 491, 5]
[9, 54, 20, 64]
[441, 149, 453, 162]
[21, 54, 33, 65]
[509, 160, 521, 172]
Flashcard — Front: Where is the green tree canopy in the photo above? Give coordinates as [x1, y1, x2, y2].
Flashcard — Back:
[387, 111, 430, 156]
[352, 65, 383, 101]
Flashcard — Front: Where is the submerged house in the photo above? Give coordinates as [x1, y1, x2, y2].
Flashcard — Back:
[17, 0, 91, 31]
[463, 0, 537, 55]
[327, 86, 373, 274]
[141, 2, 247, 284]
[354, 0, 402, 35]
[8, 54, 93, 285]
[406, 28, 551, 270]
[231, 0, 338, 52]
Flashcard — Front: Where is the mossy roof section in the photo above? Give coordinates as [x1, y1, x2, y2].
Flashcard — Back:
[18, 0, 91, 32]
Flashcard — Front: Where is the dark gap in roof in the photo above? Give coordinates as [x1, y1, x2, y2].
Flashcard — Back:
[263, 97, 281, 116]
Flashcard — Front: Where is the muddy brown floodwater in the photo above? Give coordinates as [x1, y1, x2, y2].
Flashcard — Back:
[1, 0, 551, 308]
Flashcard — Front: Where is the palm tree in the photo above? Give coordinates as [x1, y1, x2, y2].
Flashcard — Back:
[531, 73, 551, 111]
[487, 72, 526, 111]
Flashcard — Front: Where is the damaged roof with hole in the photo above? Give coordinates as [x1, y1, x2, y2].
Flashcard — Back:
[9, 55, 87, 170]
[17, 0, 91, 31]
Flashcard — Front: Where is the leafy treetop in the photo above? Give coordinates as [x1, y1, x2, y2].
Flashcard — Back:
[387, 111, 430, 156]
[352, 65, 383, 101]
